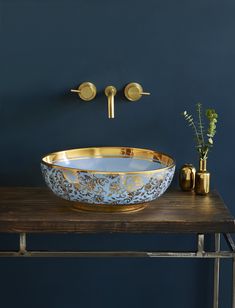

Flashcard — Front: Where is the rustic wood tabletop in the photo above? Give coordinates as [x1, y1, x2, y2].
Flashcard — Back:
[0, 187, 234, 234]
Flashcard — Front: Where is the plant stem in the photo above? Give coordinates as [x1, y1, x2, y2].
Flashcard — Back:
[197, 103, 205, 146]
[191, 120, 201, 147]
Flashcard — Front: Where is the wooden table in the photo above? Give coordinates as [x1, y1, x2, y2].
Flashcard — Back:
[0, 187, 235, 308]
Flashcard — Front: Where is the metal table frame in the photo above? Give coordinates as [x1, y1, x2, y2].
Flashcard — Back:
[0, 232, 234, 308]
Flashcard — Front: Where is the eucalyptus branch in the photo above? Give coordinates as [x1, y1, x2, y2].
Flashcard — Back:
[196, 102, 205, 146]
[182, 111, 201, 147]
[182, 103, 218, 160]
[206, 109, 218, 146]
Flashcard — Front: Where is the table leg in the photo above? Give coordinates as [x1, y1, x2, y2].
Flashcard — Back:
[222, 234, 235, 308]
[19, 233, 27, 255]
[213, 233, 221, 308]
[232, 257, 235, 308]
[197, 234, 205, 255]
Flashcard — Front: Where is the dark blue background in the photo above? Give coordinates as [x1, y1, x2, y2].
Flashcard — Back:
[0, 0, 235, 307]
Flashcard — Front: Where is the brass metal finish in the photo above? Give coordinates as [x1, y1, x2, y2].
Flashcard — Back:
[124, 82, 150, 101]
[71, 82, 97, 101]
[195, 171, 210, 194]
[105, 86, 117, 118]
[195, 158, 210, 195]
[179, 164, 196, 191]
[42, 146, 175, 174]
[199, 158, 207, 172]
[72, 202, 147, 213]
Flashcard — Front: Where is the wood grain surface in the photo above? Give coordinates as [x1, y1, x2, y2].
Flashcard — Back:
[0, 187, 234, 233]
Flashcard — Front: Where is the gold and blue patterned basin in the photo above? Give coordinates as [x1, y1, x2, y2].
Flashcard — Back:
[41, 147, 175, 212]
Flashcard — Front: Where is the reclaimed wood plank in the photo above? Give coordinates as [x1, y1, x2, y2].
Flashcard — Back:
[0, 187, 234, 233]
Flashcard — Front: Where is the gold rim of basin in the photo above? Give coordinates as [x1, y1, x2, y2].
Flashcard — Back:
[41, 146, 175, 175]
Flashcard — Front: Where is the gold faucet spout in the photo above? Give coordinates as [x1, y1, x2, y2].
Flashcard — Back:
[105, 86, 117, 119]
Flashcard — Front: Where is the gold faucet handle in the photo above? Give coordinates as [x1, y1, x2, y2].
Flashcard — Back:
[71, 89, 81, 93]
[71, 82, 97, 101]
[124, 82, 151, 101]
[141, 91, 151, 96]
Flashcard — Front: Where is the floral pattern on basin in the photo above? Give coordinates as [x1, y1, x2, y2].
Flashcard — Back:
[41, 164, 175, 205]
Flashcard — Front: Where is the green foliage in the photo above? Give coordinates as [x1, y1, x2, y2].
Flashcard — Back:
[206, 109, 218, 144]
[182, 103, 218, 159]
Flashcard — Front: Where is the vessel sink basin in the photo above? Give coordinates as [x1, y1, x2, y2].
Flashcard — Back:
[41, 147, 175, 212]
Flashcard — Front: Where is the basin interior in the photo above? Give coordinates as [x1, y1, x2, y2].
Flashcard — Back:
[53, 157, 164, 172]
[42, 147, 175, 173]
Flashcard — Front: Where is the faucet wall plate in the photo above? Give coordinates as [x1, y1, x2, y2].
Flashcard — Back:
[70, 82, 150, 118]
[71, 82, 97, 101]
[124, 82, 150, 101]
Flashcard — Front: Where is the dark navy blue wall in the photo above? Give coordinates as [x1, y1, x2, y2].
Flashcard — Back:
[0, 0, 235, 307]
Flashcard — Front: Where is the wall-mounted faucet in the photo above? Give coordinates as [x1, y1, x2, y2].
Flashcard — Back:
[104, 86, 117, 119]
[70, 81, 150, 119]
[124, 83, 150, 101]
[71, 82, 97, 101]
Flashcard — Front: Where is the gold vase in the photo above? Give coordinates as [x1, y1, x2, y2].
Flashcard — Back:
[179, 164, 196, 191]
[195, 158, 210, 195]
